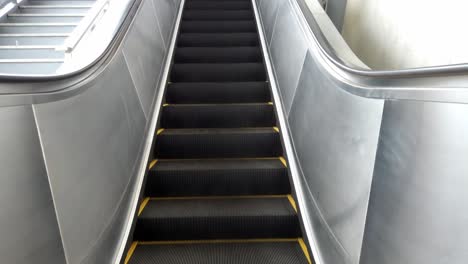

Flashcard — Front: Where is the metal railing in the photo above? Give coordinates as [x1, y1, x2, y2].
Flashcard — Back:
[57, 0, 110, 53]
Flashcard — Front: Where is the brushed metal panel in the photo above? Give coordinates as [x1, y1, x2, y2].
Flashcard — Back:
[361, 100, 468, 264]
[270, 0, 308, 115]
[124, 0, 166, 118]
[288, 52, 383, 264]
[152, 0, 176, 47]
[0, 105, 66, 264]
[258, 0, 281, 44]
[34, 53, 146, 264]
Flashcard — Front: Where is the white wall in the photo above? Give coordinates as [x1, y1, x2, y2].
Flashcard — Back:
[342, 0, 468, 70]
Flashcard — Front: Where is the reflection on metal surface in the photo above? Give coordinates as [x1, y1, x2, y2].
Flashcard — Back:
[361, 100, 468, 264]
[0, 0, 179, 263]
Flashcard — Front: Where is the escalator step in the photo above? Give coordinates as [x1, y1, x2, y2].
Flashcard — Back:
[174, 47, 262, 63]
[146, 158, 290, 196]
[154, 128, 282, 158]
[183, 10, 254, 20]
[134, 197, 300, 240]
[166, 82, 270, 104]
[128, 241, 310, 264]
[178, 33, 259, 47]
[185, 1, 252, 10]
[180, 20, 256, 33]
[161, 103, 275, 128]
[171, 63, 266, 82]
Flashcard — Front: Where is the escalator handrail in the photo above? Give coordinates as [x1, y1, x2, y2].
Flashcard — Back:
[0, 0, 140, 86]
[297, 0, 468, 77]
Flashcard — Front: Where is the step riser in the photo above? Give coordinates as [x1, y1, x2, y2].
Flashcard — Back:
[166, 82, 270, 104]
[185, 2, 252, 10]
[161, 105, 276, 128]
[154, 132, 282, 158]
[135, 215, 300, 240]
[146, 168, 290, 196]
[177, 33, 259, 47]
[171, 63, 266, 82]
[181, 21, 256, 33]
[183, 10, 254, 20]
[174, 47, 262, 63]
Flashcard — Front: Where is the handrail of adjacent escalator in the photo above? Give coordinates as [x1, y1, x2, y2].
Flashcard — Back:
[0, 0, 140, 85]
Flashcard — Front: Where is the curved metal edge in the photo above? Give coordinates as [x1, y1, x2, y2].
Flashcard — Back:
[294, 0, 468, 77]
[251, 1, 324, 264]
[112, 0, 185, 262]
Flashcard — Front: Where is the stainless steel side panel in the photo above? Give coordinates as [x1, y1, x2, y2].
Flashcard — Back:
[361, 100, 468, 264]
[289, 52, 383, 264]
[256, 0, 383, 263]
[0, 105, 66, 264]
[124, 0, 167, 118]
[269, 0, 308, 115]
[34, 53, 145, 264]
[0, 0, 177, 263]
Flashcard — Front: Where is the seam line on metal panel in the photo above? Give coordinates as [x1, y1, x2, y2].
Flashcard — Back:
[32, 105, 70, 263]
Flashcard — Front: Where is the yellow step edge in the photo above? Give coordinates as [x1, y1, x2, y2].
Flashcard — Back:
[138, 197, 150, 216]
[148, 159, 158, 170]
[279, 156, 288, 167]
[298, 238, 313, 264]
[124, 241, 138, 264]
[137, 238, 299, 245]
[124, 238, 311, 263]
[273, 126, 279, 132]
[155, 157, 282, 161]
[149, 194, 289, 201]
[287, 194, 298, 213]
[162, 102, 274, 106]
[157, 128, 165, 135]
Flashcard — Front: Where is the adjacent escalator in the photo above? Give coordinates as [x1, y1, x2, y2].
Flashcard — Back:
[124, 0, 311, 263]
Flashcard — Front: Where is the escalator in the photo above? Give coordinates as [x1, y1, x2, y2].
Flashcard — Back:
[124, 0, 312, 263]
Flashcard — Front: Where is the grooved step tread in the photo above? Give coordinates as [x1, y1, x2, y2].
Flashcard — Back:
[146, 158, 290, 196]
[135, 197, 300, 240]
[183, 10, 254, 20]
[180, 20, 256, 33]
[171, 63, 266, 82]
[128, 241, 310, 264]
[166, 82, 270, 104]
[174, 47, 262, 63]
[154, 128, 282, 159]
[185, 1, 252, 10]
[161, 103, 275, 128]
[177, 33, 259, 47]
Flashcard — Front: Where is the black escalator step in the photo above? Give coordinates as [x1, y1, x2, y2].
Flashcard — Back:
[166, 82, 270, 104]
[171, 63, 266, 82]
[154, 128, 282, 158]
[181, 20, 256, 33]
[128, 241, 310, 264]
[134, 197, 300, 240]
[178, 33, 258, 47]
[185, 1, 251, 10]
[183, 10, 253, 21]
[174, 47, 261, 63]
[146, 158, 290, 196]
[161, 103, 275, 128]
[183, 10, 253, 20]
